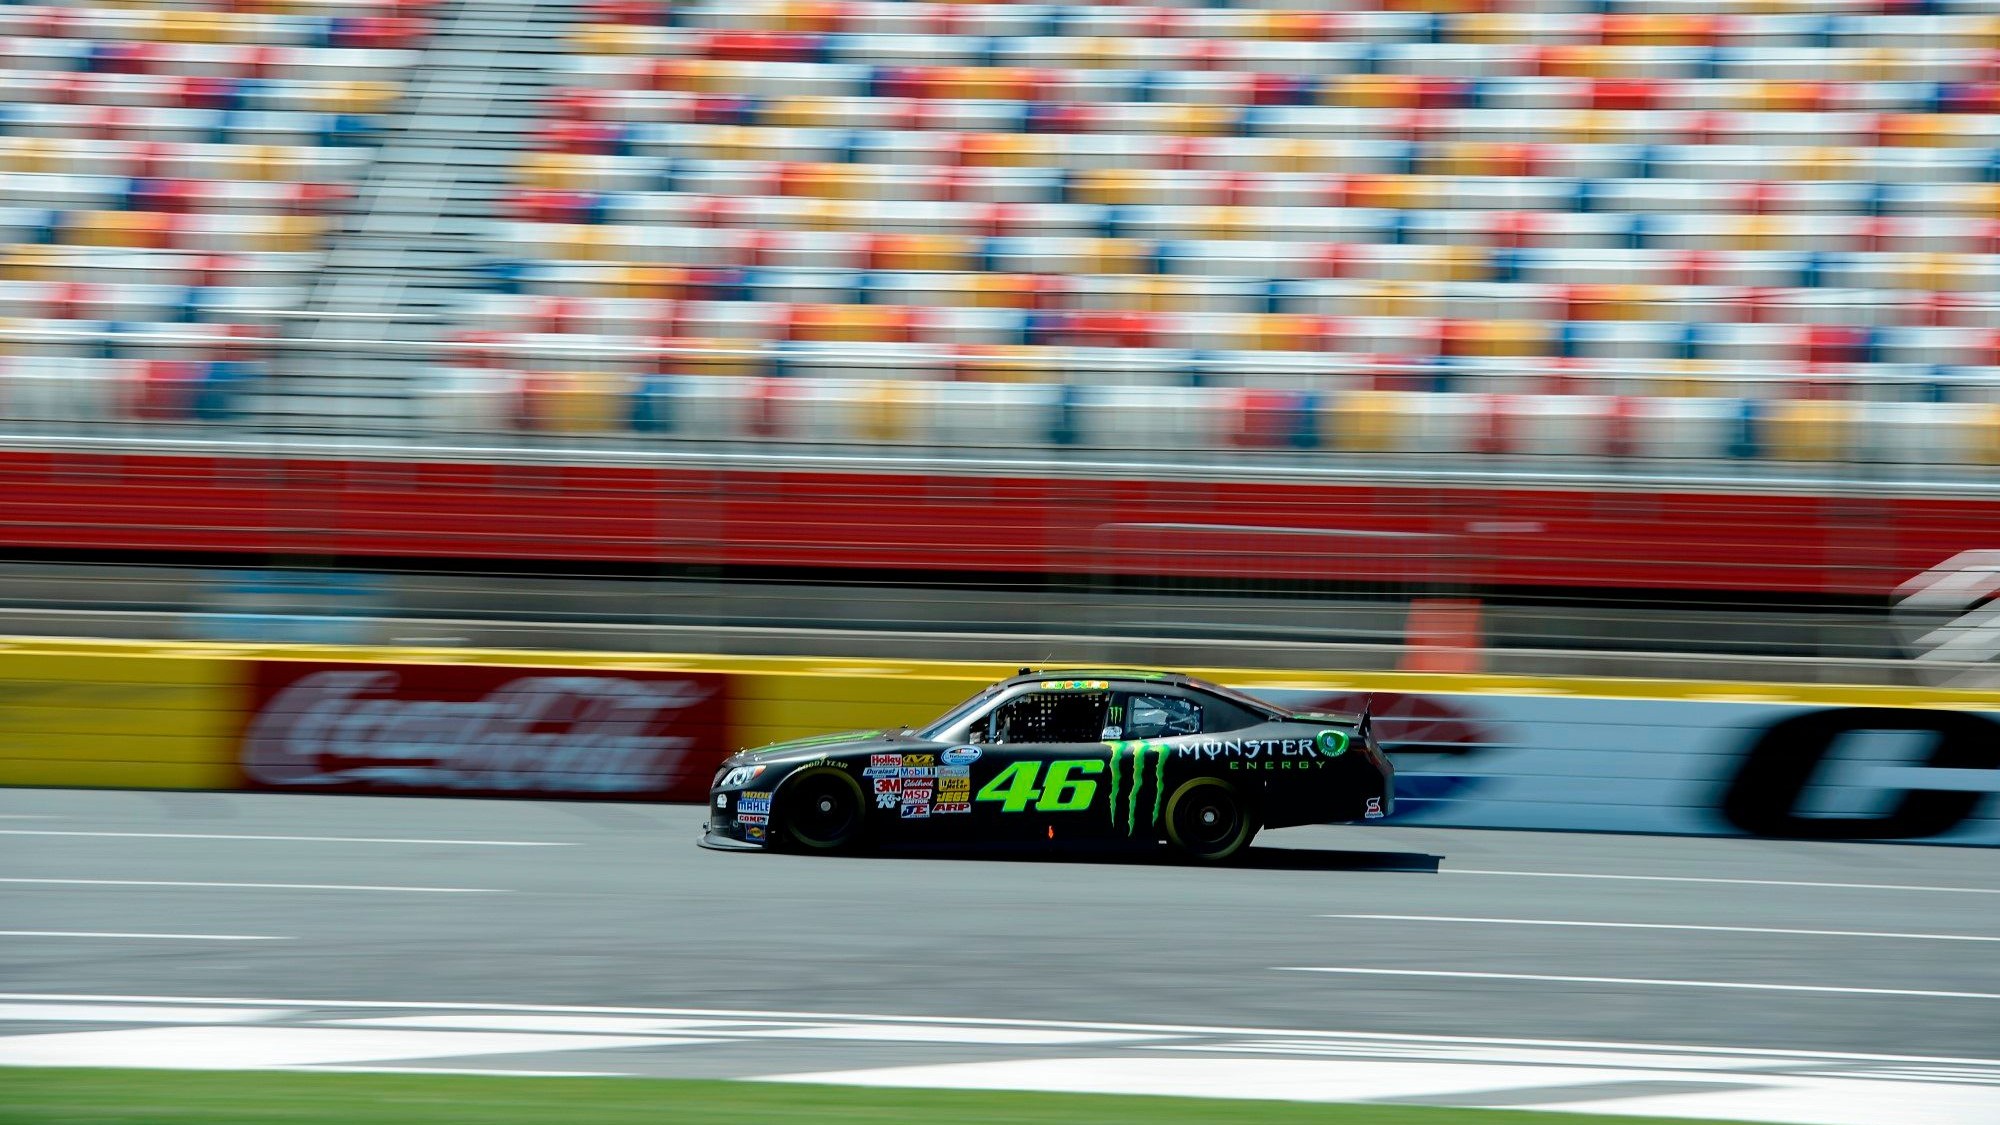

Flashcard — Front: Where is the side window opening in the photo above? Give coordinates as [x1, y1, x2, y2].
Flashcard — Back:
[1120, 693, 1203, 740]
[1193, 693, 1263, 734]
[987, 691, 1109, 744]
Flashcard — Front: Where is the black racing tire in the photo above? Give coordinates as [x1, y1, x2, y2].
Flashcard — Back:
[1164, 776, 1258, 863]
[776, 766, 869, 853]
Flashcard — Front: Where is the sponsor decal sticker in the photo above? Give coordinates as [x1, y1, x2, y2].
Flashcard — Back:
[937, 765, 970, 780]
[900, 754, 937, 768]
[1365, 796, 1384, 819]
[745, 825, 767, 841]
[873, 777, 902, 794]
[239, 662, 727, 801]
[902, 784, 935, 803]
[941, 746, 982, 766]
[1176, 737, 1343, 761]
[875, 792, 899, 809]
[899, 804, 931, 819]
[938, 779, 971, 800]
[901, 766, 937, 779]
[715, 794, 727, 808]
[1040, 680, 1110, 691]
[1104, 741, 1170, 836]
[735, 812, 768, 825]
[736, 797, 771, 815]
[871, 754, 903, 767]
[862, 766, 899, 779]
[933, 801, 971, 814]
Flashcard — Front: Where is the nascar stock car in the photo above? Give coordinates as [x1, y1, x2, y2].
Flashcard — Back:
[702, 669, 1392, 861]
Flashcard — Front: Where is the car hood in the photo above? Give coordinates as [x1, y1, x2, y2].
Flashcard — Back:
[730, 728, 931, 765]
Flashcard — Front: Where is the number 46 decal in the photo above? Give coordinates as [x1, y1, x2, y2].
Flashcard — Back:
[976, 760, 1102, 813]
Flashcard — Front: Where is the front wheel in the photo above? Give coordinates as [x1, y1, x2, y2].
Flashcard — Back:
[1164, 776, 1257, 862]
[777, 767, 868, 853]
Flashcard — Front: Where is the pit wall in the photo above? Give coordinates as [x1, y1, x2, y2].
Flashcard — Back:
[2, 637, 1994, 846]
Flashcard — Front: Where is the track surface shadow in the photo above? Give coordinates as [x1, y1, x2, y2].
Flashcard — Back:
[858, 841, 1442, 872]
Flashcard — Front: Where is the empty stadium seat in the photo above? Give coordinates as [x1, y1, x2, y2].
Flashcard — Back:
[0, 0, 424, 426]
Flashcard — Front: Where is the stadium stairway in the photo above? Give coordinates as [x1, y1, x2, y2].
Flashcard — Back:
[263, 0, 587, 432]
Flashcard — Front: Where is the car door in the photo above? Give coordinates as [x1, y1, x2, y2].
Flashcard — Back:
[957, 687, 1115, 842]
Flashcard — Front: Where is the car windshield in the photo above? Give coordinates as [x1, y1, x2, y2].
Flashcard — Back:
[917, 683, 1003, 740]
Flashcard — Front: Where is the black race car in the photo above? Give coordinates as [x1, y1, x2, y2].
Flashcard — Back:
[701, 668, 1391, 861]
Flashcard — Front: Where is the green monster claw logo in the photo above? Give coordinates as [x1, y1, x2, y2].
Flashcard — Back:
[1103, 740, 1172, 836]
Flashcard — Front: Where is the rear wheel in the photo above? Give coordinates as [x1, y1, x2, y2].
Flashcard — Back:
[1164, 776, 1257, 862]
[778, 767, 868, 852]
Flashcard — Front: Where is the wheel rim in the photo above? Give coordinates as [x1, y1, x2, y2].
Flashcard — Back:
[786, 772, 860, 849]
[1170, 780, 1246, 857]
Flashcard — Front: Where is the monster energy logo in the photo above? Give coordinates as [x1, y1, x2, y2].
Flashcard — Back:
[1103, 740, 1171, 836]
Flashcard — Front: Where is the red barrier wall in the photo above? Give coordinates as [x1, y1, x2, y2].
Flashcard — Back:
[2, 450, 1993, 595]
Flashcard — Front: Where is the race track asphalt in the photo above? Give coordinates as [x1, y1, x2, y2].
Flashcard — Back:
[2, 788, 1997, 1071]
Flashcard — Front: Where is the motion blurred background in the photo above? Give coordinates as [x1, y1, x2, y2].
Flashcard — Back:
[3, 0, 2000, 682]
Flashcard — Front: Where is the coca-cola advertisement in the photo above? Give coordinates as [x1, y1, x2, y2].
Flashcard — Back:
[238, 661, 731, 802]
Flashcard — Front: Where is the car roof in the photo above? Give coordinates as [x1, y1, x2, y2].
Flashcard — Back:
[1001, 667, 1195, 688]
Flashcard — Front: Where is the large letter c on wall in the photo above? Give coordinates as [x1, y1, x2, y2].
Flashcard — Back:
[1720, 707, 2000, 840]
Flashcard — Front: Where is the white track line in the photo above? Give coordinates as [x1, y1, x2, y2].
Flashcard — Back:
[0, 931, 286, 942]
[0, 878, 507, 894]
[1275, 968, 2000, 1000]
[1444, 869, 2000, 895]
[1324, 915, 2000, 943]
[0, 831, 568, 847]
[5, 992, 1997, 1069]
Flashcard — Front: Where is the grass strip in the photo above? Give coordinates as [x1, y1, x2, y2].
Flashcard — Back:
[0, 1067, 1763, 1125]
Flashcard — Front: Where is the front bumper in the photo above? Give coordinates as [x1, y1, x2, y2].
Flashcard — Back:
[701, 792, 773, 849]
[698, 829, 766, 851]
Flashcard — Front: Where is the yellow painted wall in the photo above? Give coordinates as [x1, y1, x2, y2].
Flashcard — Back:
[4, 635, 1999, 792]
[0, 646, 244, 789]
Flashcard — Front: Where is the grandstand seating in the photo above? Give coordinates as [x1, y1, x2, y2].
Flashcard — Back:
[5, 0, 2000, 467]
[0, 0, 427, 425]
[425, 0, 2000, 462]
